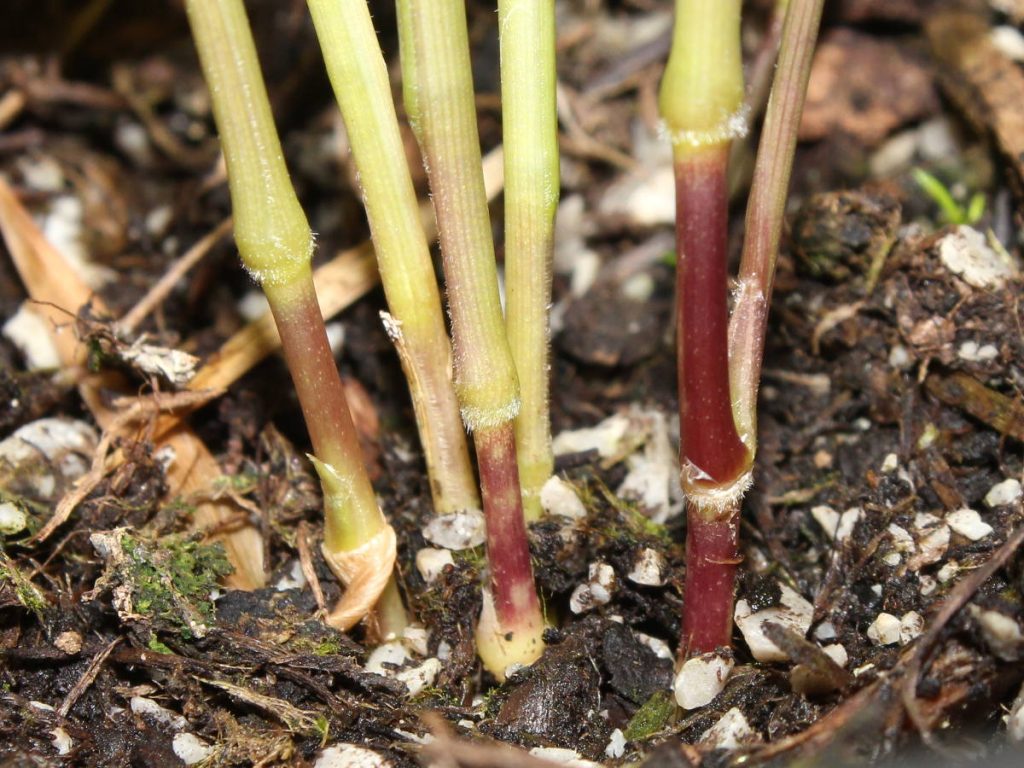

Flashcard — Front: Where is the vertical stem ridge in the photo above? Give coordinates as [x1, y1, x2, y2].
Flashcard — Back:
[500, 0, 558, 520]
[307, 0, 479, 515]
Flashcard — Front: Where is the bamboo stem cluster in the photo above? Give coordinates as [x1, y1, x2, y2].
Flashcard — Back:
[186, 0, 823, 685]
[397, 0, 548, 678]
[184, 0, 403, 637]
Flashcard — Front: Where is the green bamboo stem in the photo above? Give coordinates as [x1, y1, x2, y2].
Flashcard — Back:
[306, 0, 479, 517]
[499, 0, 558, 521]
[398, 0, 519, 429]
[661, 0, 747, 160]
[185, 0, 402, 635]
[398, 0, 545, 678]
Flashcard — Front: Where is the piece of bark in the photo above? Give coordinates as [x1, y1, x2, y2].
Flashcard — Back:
[927, 12, 1024, 195]
[925, 372, 1024, 443]
[801, 29, 938, 146]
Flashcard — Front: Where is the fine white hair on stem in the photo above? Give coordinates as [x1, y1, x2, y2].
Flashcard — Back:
[682, 466, 753, 518]
[460, 396, 522, 432]
[658, 103, 751, 149]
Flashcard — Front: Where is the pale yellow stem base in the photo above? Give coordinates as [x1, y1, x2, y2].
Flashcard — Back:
[321, 524, 397, 631]
[475, 588, 546, 682]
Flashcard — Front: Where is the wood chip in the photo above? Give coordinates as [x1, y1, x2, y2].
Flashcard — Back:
[801, 29, 938, 146]
[927, 12, 1024, 194]
[925, 372, 1024, 443]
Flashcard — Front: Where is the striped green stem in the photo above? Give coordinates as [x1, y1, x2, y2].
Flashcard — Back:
[185, 0, 401, 634]
[499, 0, 558, 521]
[398, 0, 545, 679]
[306, 0, 479, 517]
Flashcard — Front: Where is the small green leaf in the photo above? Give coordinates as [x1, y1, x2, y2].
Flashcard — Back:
[912, 168, 965, 225]
[966, 192, 986, 225]
[623, 689, 676, 742]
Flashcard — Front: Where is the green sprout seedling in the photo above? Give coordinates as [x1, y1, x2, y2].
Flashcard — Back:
[912, 167, 986, 226]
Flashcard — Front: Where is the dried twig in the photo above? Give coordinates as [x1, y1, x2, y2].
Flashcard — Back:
[30, 388, 224, 544]
[0, 89, 26, 129]
[57, 637, 121, 718]
[901, 523, 1024, 745]
[810, 300, 866, 356]
[297, 521, 327, 615]
[421, 712, 557, 768]
[117, 217, 234, 335]
[745, 676, 895, 763]
[200, 678, 326, 738]
[111, 65, 216, 170]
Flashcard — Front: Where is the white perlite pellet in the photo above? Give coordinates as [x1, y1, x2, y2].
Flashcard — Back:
[315, 744, 393, 768]
[700, 707, 758, 750]
[938, 225, 1015, 289]
[867, 613, 901, 645]
[0, 501, 28, 535]
[415, 548, 454, 584]
[811, 505, 840, 539]
[422, 509, 486, 550]
[395, 658, 441, 696]
[985, 478, 1022, 508]
[957, 340, 999, 362]
[0, 418, 98, 502]
[674, 652, 733, 710]
[172, 733, 213, 765]
[50, 728, 73, 756]
[1008, 681, 1024, 742]
[540, 476, 587, 519]
[734, 583, 814, 662]
[569, 562, 616, 614]
[822, 643, 848, 668]
[604, 729, 626, 759]
[969, 606, 1024, 661]
[945, 508, 993, 541]
[899, 611, 925, 644]
[528, 746, 601, 767]
[3, 304, 61, 370]
[626, 548, 667, 586]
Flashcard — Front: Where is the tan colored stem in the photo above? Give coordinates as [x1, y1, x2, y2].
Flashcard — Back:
[729, 0, 825, 446]
[308, 0, 478, 515]
[322, 524, 397, 631]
